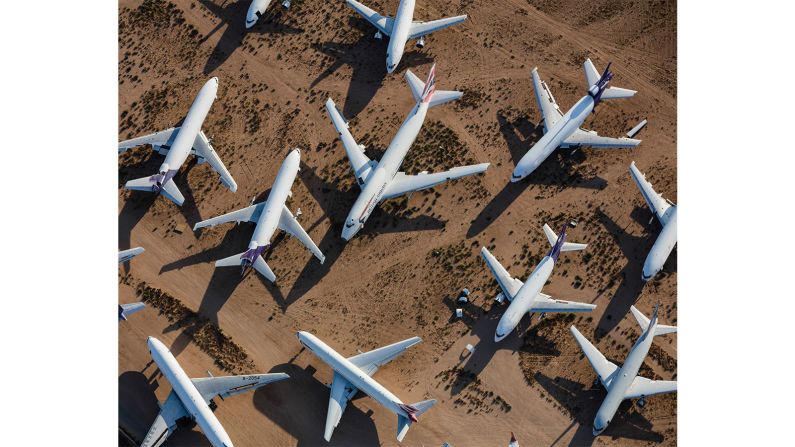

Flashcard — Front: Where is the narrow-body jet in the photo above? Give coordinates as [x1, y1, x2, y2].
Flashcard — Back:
[482, 223, 596, 342]
[193, 148, 324, 282]
[570, 305, 677, 435]
[346, 0, 467, 72]
[325, 65, 489, 241]
[140, 337, 288, 447]
[297, 331, 435, 442]
[629, 161, 677, 281]
[119, 77, 237, 206]
[512, 60, 640, 181]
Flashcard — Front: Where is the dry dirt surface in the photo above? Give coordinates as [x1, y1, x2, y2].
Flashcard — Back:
[118, 0, 677, 445]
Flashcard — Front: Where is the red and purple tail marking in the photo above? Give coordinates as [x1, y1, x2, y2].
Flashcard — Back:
[398, 403, 419, 422]
[420, 64, 437, 103]
[547, 223, 569, 262]
[590, 62, 613, 107]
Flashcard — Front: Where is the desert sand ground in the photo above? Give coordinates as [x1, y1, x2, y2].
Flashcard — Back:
[118, 0, 677, 445]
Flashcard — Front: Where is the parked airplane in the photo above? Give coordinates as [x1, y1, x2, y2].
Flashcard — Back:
[246, 0, 290, 29]
[119, 247, 145, 264]
[482, 222, 596, 342]
[508, 432, 519, 447]
[119, 77, 237, 206]
[346, 0, 466, 73]
[512, 59, 640, 182]
[141, 337, 288, 447]
[193, 148, 324, 282]
[325, 65, 489, 241]
[629, 161, 677, 281]
[297, 331, 435, 442]
[570, 305, 677, 435]
[119, 302, 145, 321]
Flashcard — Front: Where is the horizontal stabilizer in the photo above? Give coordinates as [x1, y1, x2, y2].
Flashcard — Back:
[215, 252, 277, 282]
[125, 176, 185, 206]
[630, 305, 677, 336]
[396, 399, 436, 442]
[542, 224, 586, 251]
[583, 58, 636, 99]
[404, 67, 462, 108]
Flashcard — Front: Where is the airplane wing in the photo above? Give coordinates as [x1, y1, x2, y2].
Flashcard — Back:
[118, 246, 145, 263]
[570, 326, 619, 389]
[347, 336, 422, 376]
[325, 98, 377, 187]
[278, 205, 325, 263]
[480, 247, 524, 301]
[191, 373, 290, 404]
[118, 127, 178, 154]
[407, 15, 467, 40]
[531, 68, 564, 133]
[141, 390, 187, 447]
[624, 376, 677, 399]
[381, 163, 490, 200]
[528, 293, 596, 313]
[192, 202, 265, 231]
[193, 130, 238, 192]
[346, 0, 394, 36]
[629, 161, 674, 225]
[325, 372, 360, 442]
[561, 128, 641, 148]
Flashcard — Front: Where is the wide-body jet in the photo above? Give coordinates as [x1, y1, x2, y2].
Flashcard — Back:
[570, 305, 677, 435]
[119, 77, 237, 206]
[325, 65, 489, 241]
[346, 0, 466, 72]
[482, 222, 596, 342]
[193, 148, 324, 282]
[140, 337, 288, 447]
[629, 161, 677, 281]
[297, 331, 435, 442]
[512, 59, 640, 182]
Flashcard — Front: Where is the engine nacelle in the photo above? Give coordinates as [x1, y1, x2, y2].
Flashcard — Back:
[415, 36, 425, 48]
[374, 31, 383, 40]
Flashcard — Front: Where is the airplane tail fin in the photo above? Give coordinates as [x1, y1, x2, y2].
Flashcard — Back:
[125, 174, 185, 206]
[405, 65, 462, 108]
[215, 251, 277, 283]
[542, 223, 587, 253]
[583, 58, 636, 102]
[396, 399, 436, 442]
[630, 305, 677, 336]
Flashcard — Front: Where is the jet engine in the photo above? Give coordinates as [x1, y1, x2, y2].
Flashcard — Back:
[416, 36, 426, 48]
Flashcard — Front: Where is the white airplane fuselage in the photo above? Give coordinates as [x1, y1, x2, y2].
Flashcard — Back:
[147, 337, 234, 447]
[160, 77, 218, 180]
[592, 323, 657, 435]
[643, 207, 677, 281]
[246, 0, 273, 28]
[297, 331, 412, 419]
[511, 95, 594, 182]
[248, 149, 300, 251]
[494, 256, 555, 341]
[342, 101, 429, 240]
[386, 0, 416, 73]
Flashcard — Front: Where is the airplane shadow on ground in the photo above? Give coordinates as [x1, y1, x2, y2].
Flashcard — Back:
[284, 162, 445, 307]
[310, 18, 433, 118]
[592, 208, 679, 339]
[199, 0, 304, 75]
[443, 297, 534, 395]
[118, 371, 211, 447]
[534, 373, 663, 446]
[467, 113, 606, 238]
[253, 362, 381, 446]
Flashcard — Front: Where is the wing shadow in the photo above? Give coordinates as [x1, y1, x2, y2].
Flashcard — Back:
[534, 373, 665, 445]
[199, 0, 304, 75]
[253, 362, 381, 446]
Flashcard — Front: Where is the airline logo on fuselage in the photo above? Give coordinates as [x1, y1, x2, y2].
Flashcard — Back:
[357, 182, 386, 223]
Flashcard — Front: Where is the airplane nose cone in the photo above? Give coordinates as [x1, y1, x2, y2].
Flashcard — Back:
[510, 170, 525, 182]
[246, 18, 256, 29]
[494, 331, 508, 342]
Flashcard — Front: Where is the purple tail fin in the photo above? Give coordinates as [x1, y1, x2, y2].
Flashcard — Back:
[589, 62, 613, 108]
